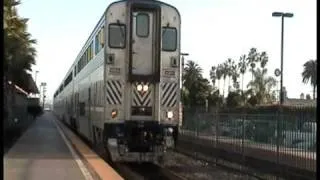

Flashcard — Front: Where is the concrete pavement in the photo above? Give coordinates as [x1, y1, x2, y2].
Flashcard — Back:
[4, 112, 93, 180]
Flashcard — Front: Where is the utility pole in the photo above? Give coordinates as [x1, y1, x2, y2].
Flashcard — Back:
[180, 52, 189, 87]
[41, 82, 47, 109]
[35, 71, 39, 86]
[272, 12, 294, 105]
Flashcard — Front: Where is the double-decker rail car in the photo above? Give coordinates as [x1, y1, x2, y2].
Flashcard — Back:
[53, 0, 181, 163]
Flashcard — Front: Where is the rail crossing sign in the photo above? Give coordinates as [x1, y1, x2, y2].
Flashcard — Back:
[274, 69, 281, 77]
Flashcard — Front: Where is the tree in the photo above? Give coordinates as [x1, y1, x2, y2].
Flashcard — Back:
[221, 61, 229, 97]
[230, 59, 240, 91]
[4, 0, 37, 92]
[246, 48, 259, 81]
[247, 68, 277, 104]
[208, 89, 223, 107]
[238, 54, 247, 93]
[247, 94, 259, 107]
[226, 91, 242, 107]
[193, 78, 212, 105]
[302, 59, 317, 99]
[181, 87, 190, 106]
[183, 60, 211, 107]
[183, 60, 203, 89]
[259, 51, 268, 69]
[209, 66, 217, 88]
[216, 64, 223, 95]
[306, 94, 311, 100]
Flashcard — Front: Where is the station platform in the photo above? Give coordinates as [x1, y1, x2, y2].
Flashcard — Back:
[4, 112, 123, 180]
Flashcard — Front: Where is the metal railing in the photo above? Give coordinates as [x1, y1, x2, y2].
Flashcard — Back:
[179, 107, 317, 178]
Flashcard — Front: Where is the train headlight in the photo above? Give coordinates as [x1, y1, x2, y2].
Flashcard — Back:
[168, 127, 173, 133]
[111, 109, 118, 118]
[137, 84, 143, 91]
[143, 84, 149, 92]
[167, 111, 173, 119]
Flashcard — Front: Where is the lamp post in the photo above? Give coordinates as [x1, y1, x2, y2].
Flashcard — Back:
[180, 52, 189, 86]
[40, 82, 47, 109]
[180, 53, 189, 66]
[35, 71, 39, 97]
[35, 71, 39, 85]
[272, 12, 294, 105]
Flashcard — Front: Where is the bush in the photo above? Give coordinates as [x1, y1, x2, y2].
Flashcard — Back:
[226, 91, 242, 107]
[27, 105, 43, 118]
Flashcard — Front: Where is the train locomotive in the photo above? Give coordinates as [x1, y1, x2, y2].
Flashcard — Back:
[53, 0, 181, 163]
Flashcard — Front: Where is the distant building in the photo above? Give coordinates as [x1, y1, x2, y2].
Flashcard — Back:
[270, 88, 316, 107]
[283, 90, 316, 107]
[283, 98, 316, 107]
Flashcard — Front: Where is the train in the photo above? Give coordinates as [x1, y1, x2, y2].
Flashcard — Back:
[53, 0, 181, 163]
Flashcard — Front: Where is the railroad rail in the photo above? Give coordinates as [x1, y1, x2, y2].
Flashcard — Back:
[58, 113, 185, 180]
[114, 162, 186, 180]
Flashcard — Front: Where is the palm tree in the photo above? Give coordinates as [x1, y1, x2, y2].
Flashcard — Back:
[183, 60, 203, 106]
[247, 68, 277, 104]
[238, 54, 247, 93]
[226, 58, 233, 93]
[216, 64, 223, 95]
[4, 0, 37, 92]
[229, 59, 239, 91]
[246, 48, 259, 81]
[302, 59, 317, 99]
[209, 66, 217, 88]
[221, 62, 229, 97]
[184, 60, 203, 88]
[259, 51, 268, 69]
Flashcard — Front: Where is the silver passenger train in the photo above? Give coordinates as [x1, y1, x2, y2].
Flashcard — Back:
[53, 0, 181, 163]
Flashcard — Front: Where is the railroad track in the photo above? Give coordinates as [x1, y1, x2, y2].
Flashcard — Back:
[58, 116, 185, 180]
[113, 162, 186, 180]
[173, 147, 268, 180]
[176, 136, 316, 180]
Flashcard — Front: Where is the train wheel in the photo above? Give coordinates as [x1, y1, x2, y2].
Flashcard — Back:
[103, 147, 114, 166]
[157, 155, 165, 165]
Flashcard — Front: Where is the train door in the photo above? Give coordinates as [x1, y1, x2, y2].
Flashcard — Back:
[130, 8, 159, 121]
[131, 11, 154, 76]
[74, 92, 79, 130]
[88, 87, 93, 140]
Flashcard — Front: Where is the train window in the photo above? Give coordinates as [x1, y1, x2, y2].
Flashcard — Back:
[88, 43, 92, 61]
[162, 27, 177, 51]
[80, 102, 85, 116]
[136, 13, 149, 37]
[78, 58, 82, 72]
[108, 24, 126, 48]
[91, 42, 94, 59]
[95, 34, 99, 55]
[100, 26, 105, 47]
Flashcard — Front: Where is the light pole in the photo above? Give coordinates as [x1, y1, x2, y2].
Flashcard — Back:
[34, 71, 39, 85]
[40, 82, 47, 109]
[180, 53, 189, 65]
[272, 12, 293, 105]
[180, 52, 189, 86]
[35, 71, 39, 97]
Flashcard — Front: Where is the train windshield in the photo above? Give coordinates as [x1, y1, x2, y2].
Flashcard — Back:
[162, 27, 177, 51]
[108, 24, 126, 48]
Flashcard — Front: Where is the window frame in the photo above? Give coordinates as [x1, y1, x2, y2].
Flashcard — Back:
[108, 23, 126, 49]
[136, 13, 150, 38]
[95, 34, 99, 55]
[162, 27, 178, 52]
[100, 26, 105, 48]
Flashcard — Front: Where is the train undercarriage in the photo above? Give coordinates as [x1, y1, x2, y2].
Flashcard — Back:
[104, 121, 178, 163]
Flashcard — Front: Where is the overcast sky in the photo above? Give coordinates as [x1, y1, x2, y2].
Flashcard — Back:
[18, 0, 316, 103]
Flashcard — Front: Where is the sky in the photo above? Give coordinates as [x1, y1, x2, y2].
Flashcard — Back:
[18, 0, 316, 103]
